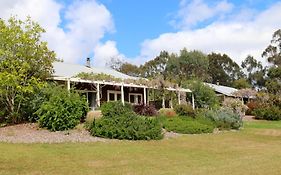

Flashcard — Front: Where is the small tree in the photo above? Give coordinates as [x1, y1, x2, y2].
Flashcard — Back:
[0, 17, 56, 123]
[184, 80, 219, 109]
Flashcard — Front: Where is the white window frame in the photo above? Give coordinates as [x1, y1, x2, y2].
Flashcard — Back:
[129, 93, 143, 104]
[107, 90, 121, 102]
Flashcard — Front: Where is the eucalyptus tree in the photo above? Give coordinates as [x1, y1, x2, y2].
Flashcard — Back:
[262, 29, 281, 94]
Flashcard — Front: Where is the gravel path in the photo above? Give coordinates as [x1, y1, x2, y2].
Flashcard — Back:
[0, 123, 108, 143]
[0, 123, 179, 143]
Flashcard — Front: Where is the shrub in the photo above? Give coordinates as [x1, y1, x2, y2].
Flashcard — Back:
[204, 108, 243, 130]
[246, 101, 258, 115]
[174, 104, 195, 117]
[91, 114, 163, 140]
[254, 106, 281, 121]
[159, 108, 177, 117]
[85, 110, 102, 130]
[222, 98, 248, 117]
[161, 117, 214, 134]
[133, 104, 158, 116]
[101, 101, 133, 118]
[36, 87, 89, 131]
[91, 101, 163, 140]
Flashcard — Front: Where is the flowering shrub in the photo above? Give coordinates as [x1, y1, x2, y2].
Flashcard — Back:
[222, 98, 248, 117]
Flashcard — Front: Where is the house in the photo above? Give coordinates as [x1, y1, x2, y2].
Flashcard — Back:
[204, 83, 254, 104]
[205, 83, 238, 98]
[51, 59, 194, 110]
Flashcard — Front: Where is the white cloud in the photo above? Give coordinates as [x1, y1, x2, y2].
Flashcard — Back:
[0, 0, 115, 65]
[139, 1, 281, 65]
[93, 41, 125, 67]
[171, 0, 234, 29]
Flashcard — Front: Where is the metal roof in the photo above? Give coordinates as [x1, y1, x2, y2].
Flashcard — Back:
[204, 83, 238, 96]
[52, 61, 139, 80]
[52, 61, 192, 93]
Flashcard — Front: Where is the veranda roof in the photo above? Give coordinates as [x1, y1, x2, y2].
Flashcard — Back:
[52, 62, 192, 93]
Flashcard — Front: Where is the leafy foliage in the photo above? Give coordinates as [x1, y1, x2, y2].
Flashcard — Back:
[174, 104, 195, 117]
[246, 101, 258, 115]
[254, 106, 281, 121]
[0, 17, 56, 123]
[133, 104, 158, 116]
[91, 101, 162, 140]
[100, 101, 134, 118]
[91, 115, 163, 140]
[159, 108, 177, 117]
[222, 98, 248, 117]
[37, 87, 89, 131]
[161, 116, 214, 134]
[184, 81, 219, 109]
[208, 53, 244, 86]
[204, 108, 243, 130]
[241, 55, 265, 88]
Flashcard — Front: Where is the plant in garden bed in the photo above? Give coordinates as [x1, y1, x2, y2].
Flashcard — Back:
[36, 86, 89, 131]
[159, 108, 177, 117]
[160, 116, 215, 134]
[133, 104, 158, 116]
[90, 101, 163, 140]
[204, 108, 243, 130]
[174, 104, 195, 117]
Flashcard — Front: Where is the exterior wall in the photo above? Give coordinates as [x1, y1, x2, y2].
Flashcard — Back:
[100, 85, 145, 105]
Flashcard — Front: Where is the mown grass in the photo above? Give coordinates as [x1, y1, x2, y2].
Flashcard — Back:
[1, 120, 281, 175]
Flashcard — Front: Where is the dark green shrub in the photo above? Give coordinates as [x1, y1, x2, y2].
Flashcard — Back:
[174, 104, 195, 117]
[101, 101, 134, 118]
[91, 114, 163, 140]
[159, 108, 177, 117]
[204, 108, 242, 130]
[36, 87, 89, 131]
[133, 104, 158, 116]
[254, 106, 281, 121]
[161, 116, 214, 134]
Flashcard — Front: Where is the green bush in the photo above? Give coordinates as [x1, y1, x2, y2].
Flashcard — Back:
[91, 101, 163, 140]
[91, 114, 163, 140]
[174, 104, 195, 117]
[161, 116, 214, 134]
[159, 108, 177, 117]
[254, 106, 281, 121]
[204, 108, 242, 130]
[101, 101, 134, 118]
[36, 87, 89, 131]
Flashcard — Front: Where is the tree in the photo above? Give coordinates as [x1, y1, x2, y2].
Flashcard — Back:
[232, 78, 251, 89]
[167, 49, 209, 86]
[262, 29, 281, 94]
[208, 53, 244, 86]
[107, 57, 141, 77]
[140, 50, 170, 79]
[0, 17, 56, 123]
[241, 55, 265, 88]
[184, 80, 219, 109]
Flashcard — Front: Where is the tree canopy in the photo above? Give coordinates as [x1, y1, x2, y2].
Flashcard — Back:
[0, 17, 56, 123]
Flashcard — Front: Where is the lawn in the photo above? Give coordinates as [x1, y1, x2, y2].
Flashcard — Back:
[1, 120, 281, 175]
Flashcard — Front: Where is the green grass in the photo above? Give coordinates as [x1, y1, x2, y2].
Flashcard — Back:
[1, 120, 281, 175]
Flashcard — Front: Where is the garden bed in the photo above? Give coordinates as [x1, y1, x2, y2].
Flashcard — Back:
[0, 123, 180, 143]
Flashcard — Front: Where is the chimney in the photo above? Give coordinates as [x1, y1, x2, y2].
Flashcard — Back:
[86, 57, 91, 68]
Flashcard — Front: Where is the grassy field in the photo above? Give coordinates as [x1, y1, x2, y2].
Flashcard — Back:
[1, 120, 281, 175]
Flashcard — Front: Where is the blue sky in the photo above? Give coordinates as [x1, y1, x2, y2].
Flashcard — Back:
[97, 0, 280, 58]
[1, 0, 281, 66]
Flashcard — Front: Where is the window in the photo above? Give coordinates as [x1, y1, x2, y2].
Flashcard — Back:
[107, 90, 121, 102]
[129, 93, 143, 104]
